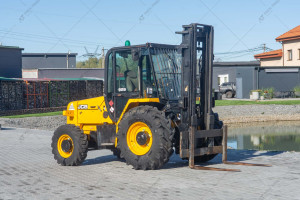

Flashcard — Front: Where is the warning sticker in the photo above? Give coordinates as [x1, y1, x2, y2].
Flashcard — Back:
[110, 107, 114, 113]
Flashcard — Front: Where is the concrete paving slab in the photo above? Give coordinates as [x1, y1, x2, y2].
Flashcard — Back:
[0, 127, 300, 200]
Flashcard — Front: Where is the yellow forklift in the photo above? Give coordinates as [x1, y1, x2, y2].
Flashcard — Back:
[51, 23, 269, 170]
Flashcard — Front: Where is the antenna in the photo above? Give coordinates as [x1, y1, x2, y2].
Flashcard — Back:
[82, 45, 101, 58]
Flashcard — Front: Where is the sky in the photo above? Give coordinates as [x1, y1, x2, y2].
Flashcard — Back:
[0, 0, 299, 61]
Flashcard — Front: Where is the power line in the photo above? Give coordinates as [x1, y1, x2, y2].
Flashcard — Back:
[0, 29, 117, 47]
[215, 44, 274, 60]
[215, 46, 263, 55]
[216, 44, 273, 56]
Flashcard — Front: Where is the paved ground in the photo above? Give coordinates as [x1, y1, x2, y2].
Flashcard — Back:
[1, 127, 300, 200]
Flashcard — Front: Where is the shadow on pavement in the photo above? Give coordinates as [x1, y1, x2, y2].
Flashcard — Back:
[83, 155, 125, 166]
[163, 149, 282, 169]
[81, 149, 281, 169]
[223, 149, 282, 162]
[192, 149, 282, 168]
[0, 127, 16, 131]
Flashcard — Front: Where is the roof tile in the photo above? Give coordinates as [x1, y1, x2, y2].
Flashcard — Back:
[276, 25, 300, 42]
[254, 49, 282, 59]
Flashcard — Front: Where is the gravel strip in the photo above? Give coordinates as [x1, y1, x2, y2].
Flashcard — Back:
[1, 104, 300, 130]
[0, 115, 66, 131]
[213, 104, 300, 124]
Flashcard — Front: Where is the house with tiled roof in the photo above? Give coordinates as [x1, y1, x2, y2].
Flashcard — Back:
[254, 25, 300, 67]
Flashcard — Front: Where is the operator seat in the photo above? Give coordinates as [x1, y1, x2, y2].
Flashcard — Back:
[125, 70, 139, 92]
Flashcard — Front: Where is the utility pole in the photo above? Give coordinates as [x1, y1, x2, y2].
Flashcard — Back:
[67, 51, 70, 69]
[263, 44, 266, 52]
[102, 47, 105, 68]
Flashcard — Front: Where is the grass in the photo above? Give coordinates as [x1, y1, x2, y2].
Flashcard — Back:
[0, 111, 63, 118]
[216, 100, 300, 106]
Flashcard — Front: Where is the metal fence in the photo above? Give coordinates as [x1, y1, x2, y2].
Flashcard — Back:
[0, 79, 103, 112]
[49, 81, 70, 107]
[0, 80, 23, 111]
[24, 81, 49, 109]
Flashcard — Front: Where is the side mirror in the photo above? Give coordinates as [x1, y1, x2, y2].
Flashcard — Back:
[131, 49, 139, 61]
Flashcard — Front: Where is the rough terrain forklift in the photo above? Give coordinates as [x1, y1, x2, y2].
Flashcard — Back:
[51, 23, 229, 170]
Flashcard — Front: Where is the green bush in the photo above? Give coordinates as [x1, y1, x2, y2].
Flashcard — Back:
[293, 86, 300, 92]
[294, 86, 300, 97]
[260, 88, 274, 99]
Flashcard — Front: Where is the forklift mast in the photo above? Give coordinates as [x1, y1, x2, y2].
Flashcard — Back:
[176, 23, 215, 131]
[176, 23, 224, 168]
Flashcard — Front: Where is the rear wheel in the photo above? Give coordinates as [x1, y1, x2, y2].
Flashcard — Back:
[51, 124, 88, 166]
[225, 91, 233, 98]
[117, 106, 174, 170]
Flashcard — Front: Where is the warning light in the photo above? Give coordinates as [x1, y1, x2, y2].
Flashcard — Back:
[125, 40, 131, 46]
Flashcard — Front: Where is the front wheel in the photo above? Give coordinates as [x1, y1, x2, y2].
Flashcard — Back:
[51, 124, 88, 166]
[117, 106, 174, 170]
[225, 91, 233, 98]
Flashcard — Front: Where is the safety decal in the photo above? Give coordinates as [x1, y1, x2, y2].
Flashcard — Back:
[110, 107, 114, 113]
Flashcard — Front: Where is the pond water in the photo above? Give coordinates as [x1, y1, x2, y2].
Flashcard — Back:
[227, 121, 300, 152]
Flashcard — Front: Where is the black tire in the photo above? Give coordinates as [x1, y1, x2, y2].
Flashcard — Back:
[214, 112, 223, 129]
[117, 106, 174, 170]
[111, 148, 121, 159]
[225, 91, 233, 98]
[194, 113, 223, 163]
[51, 124, 88, 166]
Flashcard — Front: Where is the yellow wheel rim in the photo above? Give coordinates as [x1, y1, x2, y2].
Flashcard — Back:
[57, 134, 74, 158]
[127, 122, 153, 156]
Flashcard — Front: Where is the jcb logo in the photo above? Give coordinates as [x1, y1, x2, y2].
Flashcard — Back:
[78, 105, 88, 109]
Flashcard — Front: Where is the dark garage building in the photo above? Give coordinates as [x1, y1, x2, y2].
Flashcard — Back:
[213, 61, 300, 99]
[24, 68, 104, 80]
[22, 52, 83, 79]
[213, 61, 259, 99]
[22, 53, 77, 69]
[0, 46, 24, 78]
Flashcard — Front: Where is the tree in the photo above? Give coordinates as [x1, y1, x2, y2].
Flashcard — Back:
[76, 57, 105, 68]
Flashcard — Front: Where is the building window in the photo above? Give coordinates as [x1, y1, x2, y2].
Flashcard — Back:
[288, 49, 292, 61]
[218, 74, 229, 85]
[298, 49, 300, 60]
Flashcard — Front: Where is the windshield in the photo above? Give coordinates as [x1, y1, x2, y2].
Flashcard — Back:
[150, 48, 182, 100]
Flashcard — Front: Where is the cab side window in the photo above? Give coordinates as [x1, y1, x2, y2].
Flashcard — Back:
[106, 53, 113, 98]
[141, 55, 157, 97]
[116, 51, 139, 92]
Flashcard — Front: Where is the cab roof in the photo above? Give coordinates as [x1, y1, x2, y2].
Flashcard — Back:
[109, 43, 178, 51]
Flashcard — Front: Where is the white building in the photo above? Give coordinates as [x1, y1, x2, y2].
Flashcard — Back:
[254, 25, 300, 67]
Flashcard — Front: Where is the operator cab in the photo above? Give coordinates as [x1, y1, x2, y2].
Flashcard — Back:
[104, 43, 182, 121]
